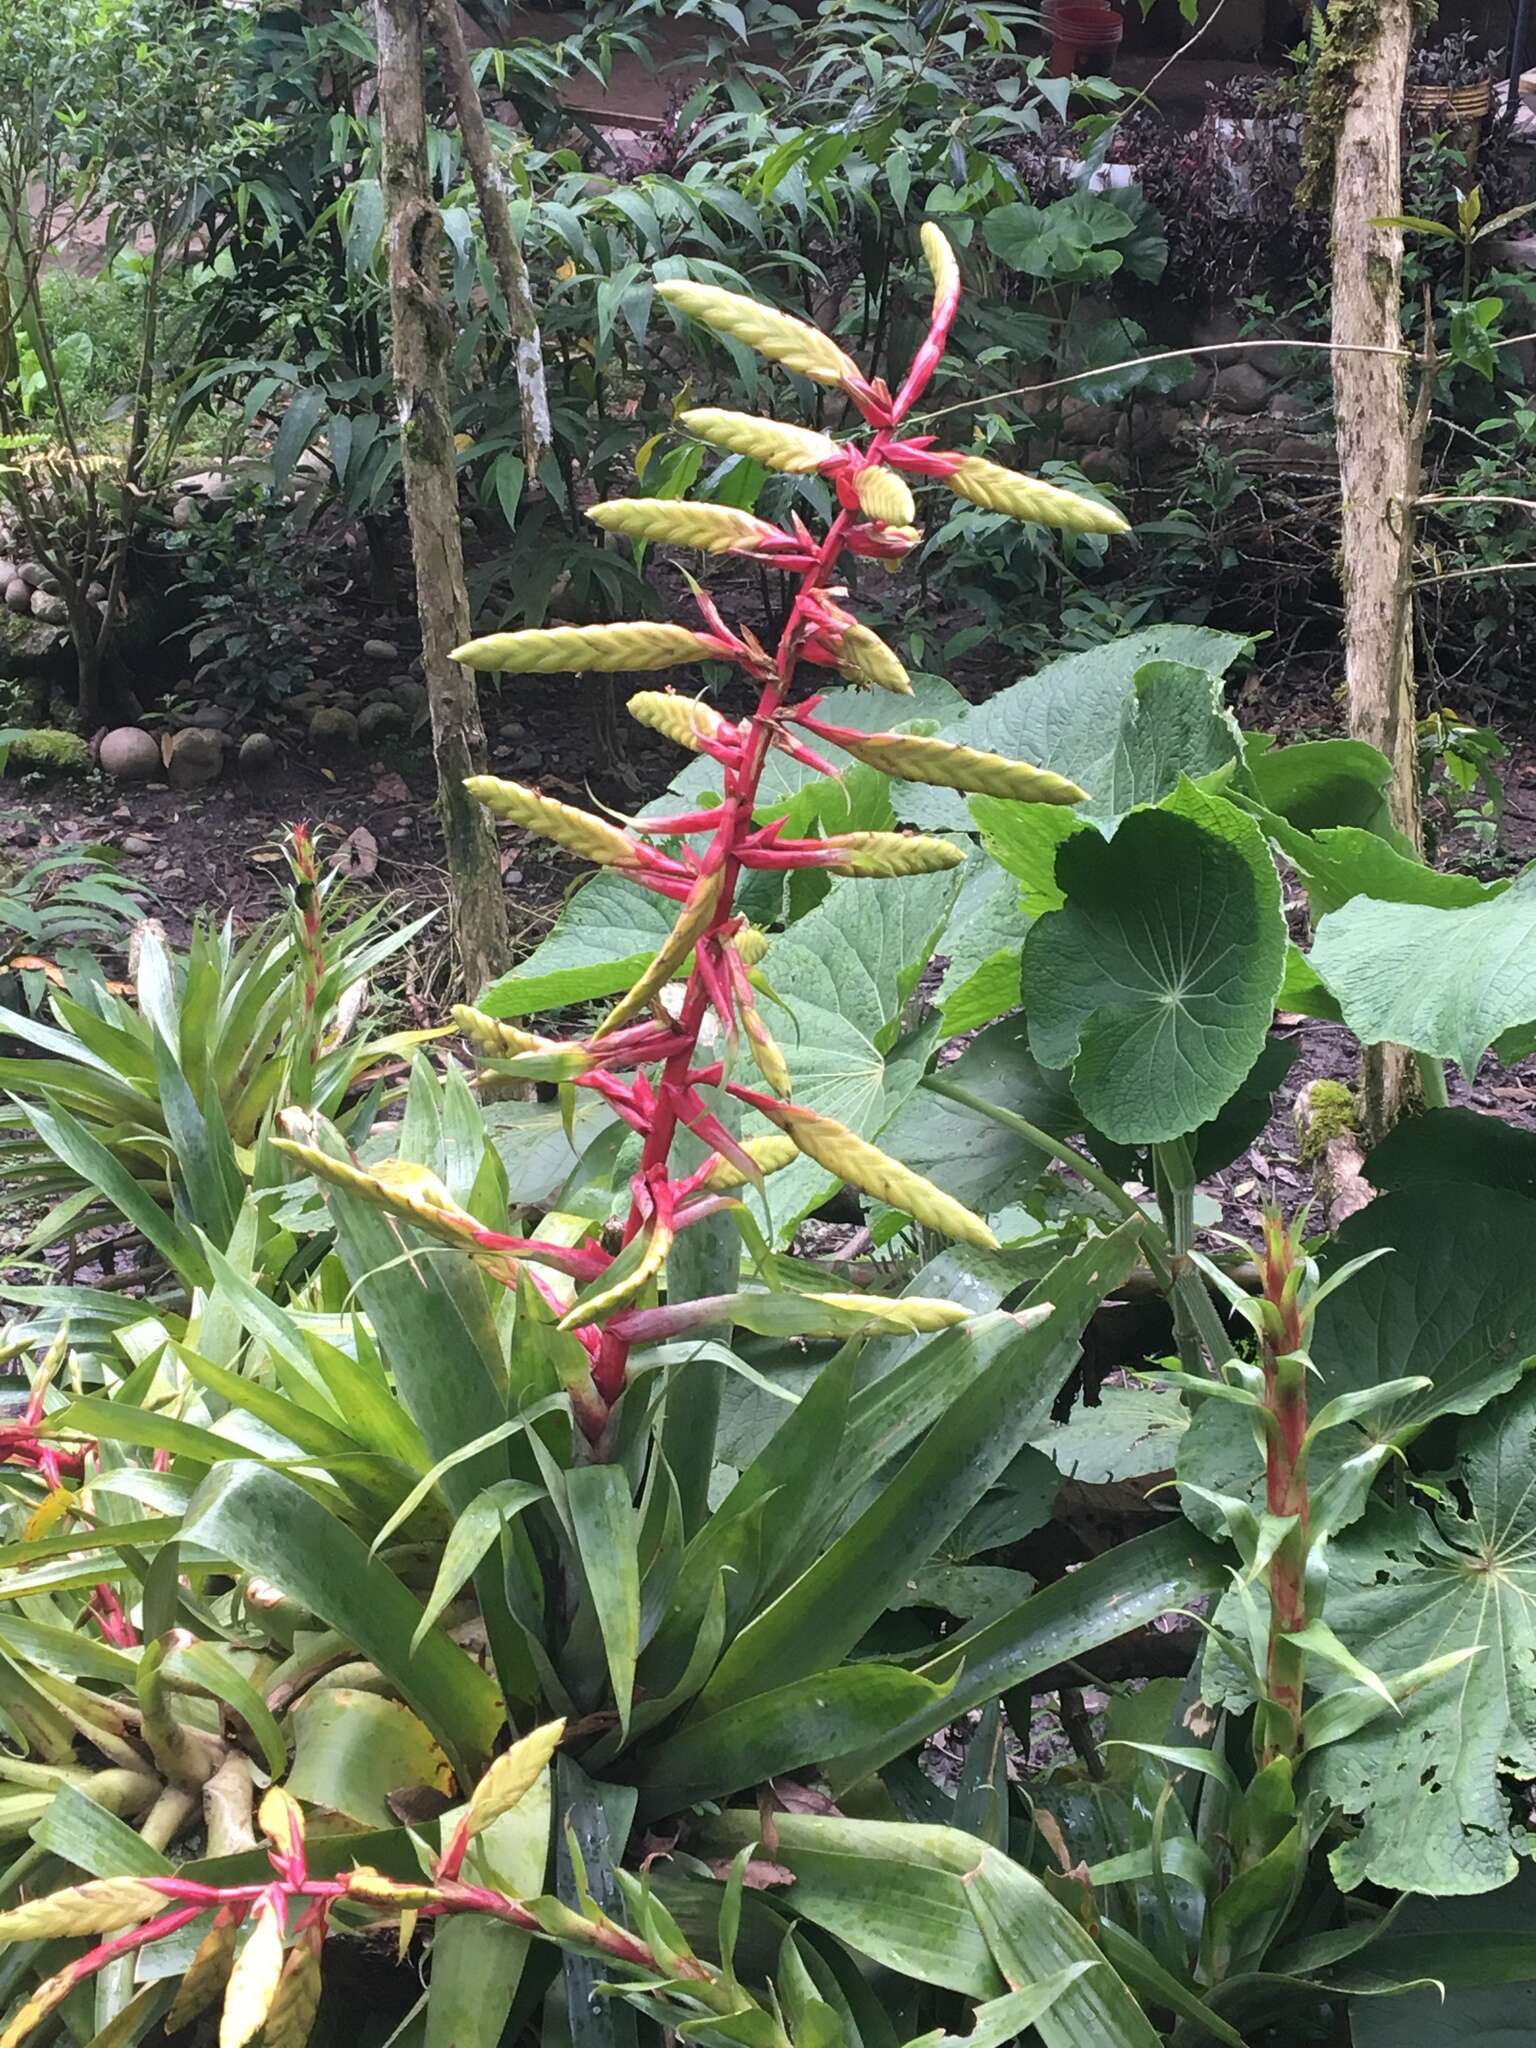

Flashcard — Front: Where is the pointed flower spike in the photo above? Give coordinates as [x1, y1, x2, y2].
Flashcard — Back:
[806, 601, 911, 694]
[626, 690, 732, 753]
[166, 1908, 240, 2035]
[452, 622, 728, 674]
[808, 831, 967, 877]
[465, 777, 643, 866]
[920, 221, 961, 322]
[559, 1219, 673, 1330]
[736, 1094, 999, 1249]
[657, 280, 863, 389]
[453, 1006, 575, 1061]
[852, 465, 917, 527]
[466, 1721, 565, 1839]
[587, 500, 789, 555]
[701, 1132, 800, 1191]
[593, 866, 726, 1039]
[678, 406, 841, 474]
[262, 1919, 325, 2048]
[219, 1891, 286, 2048]
[0, 1878, 169, 1942]
[943, 454, 1130, 535]
[793, 713, 1087, 805]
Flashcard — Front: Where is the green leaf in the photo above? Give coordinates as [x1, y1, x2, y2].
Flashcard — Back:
[880, 1015, 1084, 1217]
[1312, 1381, 1536, 1896]
[1366, 1107, 1536, 1200]
[288, 1689, 452, 1829]
[475, 874, 682, 1016]
[831, 1521, 1226, 1785]
[567, 1466, 641, 1739]
[635, 1665, 950, 1814]
[1242, 734, 1395, 835]
[180, 1463, 502, 1781]
[1180, 1186, 1536, 1540]
[934, 858, 1033, 1035]
[693, 1227, 1140, 1714]
[32, 1783, 172, 1878]
[968, 1851, 1162, 2047]
[24, 1098, 207, 1284]
[1023, 783, 1287, 1144]
[894, 630, 1249, 832]
[1310, 864, 1536, 1075]
[427, 1759, 551, 2048]
[1039, 1385, 1188, 1483]
[1346, 1869, 1536, 2044]
[161, 1640, 287, 1779]
[414, 1481, 543, 1652]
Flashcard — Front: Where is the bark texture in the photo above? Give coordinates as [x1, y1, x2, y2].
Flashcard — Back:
[374, 0, 509, 994]
[1326, 0, 1423, 1137]
[427, 0, 552, 478]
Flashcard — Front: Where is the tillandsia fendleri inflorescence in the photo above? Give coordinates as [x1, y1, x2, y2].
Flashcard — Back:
[280, 227, 1128, 1449]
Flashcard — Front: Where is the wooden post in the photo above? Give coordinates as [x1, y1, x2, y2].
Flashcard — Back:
[427, 0, 551, 480]
[374, 0, 510, 995]
[1323, 0, 1424, 1136]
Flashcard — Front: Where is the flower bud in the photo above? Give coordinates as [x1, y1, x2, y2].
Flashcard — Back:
[657, 281, 861, 388]
[853, 465, 917, 527]
[702, 1132, 798, 1189]
[626, 690, 730, 752]
[945, 455, 1129, 535]
[756, 1102, 998, 1249]
[465, 777, 641, 865]
[678, 407, 840, 474]
[815, 725, 1087, 804]
[452, 622, 724, 674]
[587, 500, 785, 554]
[820, 831, 966, 876]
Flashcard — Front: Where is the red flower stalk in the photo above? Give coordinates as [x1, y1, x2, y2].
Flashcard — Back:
[285, 228, 1125, 1449]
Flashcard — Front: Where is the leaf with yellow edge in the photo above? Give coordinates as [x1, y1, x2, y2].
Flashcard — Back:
[0, 1876, 166, 1941]
[263, 1919, 324, 2048]
[593, 866, 725, 1038]
[167, 1910, 240, 2035]
[755, 1101, 999, 1250]
[0, 1966, 75, 2048]
[466, 1720, 566, 1839]
[257, 1785, 305, 1860]
[23, 1488, 76, 1541]
[219, 1895, 286, 2048]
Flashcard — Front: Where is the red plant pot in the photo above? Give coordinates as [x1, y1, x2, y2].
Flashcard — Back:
[1047, 2, 1124, 77]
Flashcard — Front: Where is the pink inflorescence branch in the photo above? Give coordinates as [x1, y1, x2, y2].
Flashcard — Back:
[278, 227, 1126, 1448]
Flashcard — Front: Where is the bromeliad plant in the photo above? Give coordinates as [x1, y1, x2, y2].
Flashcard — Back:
[285, 226, 1124, 1449]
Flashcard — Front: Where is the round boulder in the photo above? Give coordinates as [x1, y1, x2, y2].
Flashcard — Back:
[30, 590, 68, 624]
[238, 731, 278, 777]
[5, 579, 33, 617]
[99, 726, 162, 784]
[309, 705, 359, 749]
[164, 726, 223, 790]
[357, 699, 409, 743]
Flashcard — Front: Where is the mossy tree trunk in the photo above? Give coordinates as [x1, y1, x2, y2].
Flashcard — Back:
[1326, 0, 1423, 1138]
[426, 0, 551, 480]
[374, 0, 509, 995]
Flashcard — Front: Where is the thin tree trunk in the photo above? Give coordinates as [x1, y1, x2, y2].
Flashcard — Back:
[374, 0, 510, 995]
[427, 0, 552, 479]
[1327, 0, 1422, 1138]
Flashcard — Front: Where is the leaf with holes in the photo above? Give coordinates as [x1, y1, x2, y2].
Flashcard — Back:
[1310, 1380, 1536, 1896]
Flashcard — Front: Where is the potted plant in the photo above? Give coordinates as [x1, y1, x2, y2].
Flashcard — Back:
[1405, 30, 1499, 165]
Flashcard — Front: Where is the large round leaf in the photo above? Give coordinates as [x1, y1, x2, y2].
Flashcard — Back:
[1022, 783, 1286, 1144]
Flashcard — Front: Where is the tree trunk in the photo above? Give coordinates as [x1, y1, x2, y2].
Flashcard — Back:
[427, 0, 552, 480]
[1327, 0, 1422, 1137]
[374, 0, 510, 995]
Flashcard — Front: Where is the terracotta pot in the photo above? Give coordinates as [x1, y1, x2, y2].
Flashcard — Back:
[1404, 78, 1494, 165]
[1047, 2, 1123, 78]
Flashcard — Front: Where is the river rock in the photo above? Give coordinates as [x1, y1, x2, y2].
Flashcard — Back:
[30, 591, 68, 623]
[18, 563, 50, 591]
[357, 699, 408, 743]
[1214, 363, 1272, 414]
[164, 726, 223, 789]
[362, 638, 399, 662]
[239, 731, 278, 777]
[4, 579, 31, 616]
[99, 726, 162, 783]
[310, 706, 359, 748]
